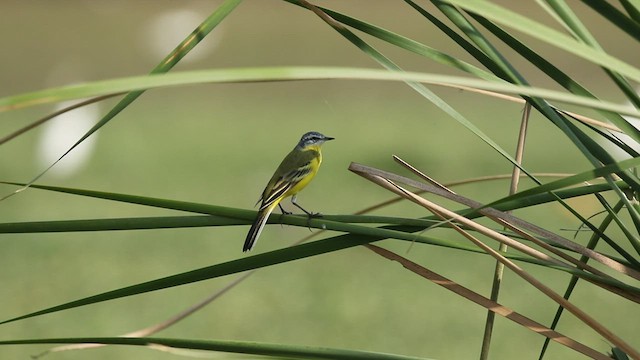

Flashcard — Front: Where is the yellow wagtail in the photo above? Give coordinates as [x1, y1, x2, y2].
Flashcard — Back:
[243, 131, 334, 252]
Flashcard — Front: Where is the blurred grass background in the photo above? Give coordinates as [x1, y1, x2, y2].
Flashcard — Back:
[0, 1, 638, 359]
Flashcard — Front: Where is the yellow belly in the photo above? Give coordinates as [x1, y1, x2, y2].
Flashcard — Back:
[286, 152, 321, 197]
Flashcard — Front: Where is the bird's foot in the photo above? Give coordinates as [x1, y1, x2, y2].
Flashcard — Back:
[304, 212, 323, 231]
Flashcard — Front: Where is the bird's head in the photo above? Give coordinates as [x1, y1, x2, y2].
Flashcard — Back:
[296, 131, 335, 149]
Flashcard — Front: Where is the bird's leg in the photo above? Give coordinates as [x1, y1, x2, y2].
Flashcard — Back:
[291, 195, 321, 217]
[278, 203, 292, 215]
[277, 203, 292, 227]
[291, 195, 322, 231]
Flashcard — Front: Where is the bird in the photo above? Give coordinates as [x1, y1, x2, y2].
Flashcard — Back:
[243, 131, 334, 252]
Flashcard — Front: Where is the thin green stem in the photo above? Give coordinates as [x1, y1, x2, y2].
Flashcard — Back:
[480, 103, 531, 360]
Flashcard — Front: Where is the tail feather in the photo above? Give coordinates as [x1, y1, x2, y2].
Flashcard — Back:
[243, 203, 277, 252]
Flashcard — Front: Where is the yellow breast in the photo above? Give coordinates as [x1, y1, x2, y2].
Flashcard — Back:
[287, 146, 322, 196]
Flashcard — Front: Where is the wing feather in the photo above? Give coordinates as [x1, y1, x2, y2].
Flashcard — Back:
[261, 162, 312, 209]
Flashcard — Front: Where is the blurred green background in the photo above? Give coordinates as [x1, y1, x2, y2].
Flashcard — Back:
[1, 1, 638, 359]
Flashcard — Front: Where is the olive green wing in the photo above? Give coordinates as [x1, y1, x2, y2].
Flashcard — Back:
[258, 149, 319, 210]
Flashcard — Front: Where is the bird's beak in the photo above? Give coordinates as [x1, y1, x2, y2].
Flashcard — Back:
[325, 136, 335, 141]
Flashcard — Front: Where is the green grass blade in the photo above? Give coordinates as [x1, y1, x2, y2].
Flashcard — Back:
[566, 123, 640, 232]
[0, 216, 244, 233]
[443, 0, 640, 82]
[3, 179, 632, 266]
[286, 0, 536, 180]
[480, 157, 640, 222]
[483, 157, 640, 210]
[4, 208, 630, 269]
[428, 2, 639, 244]
[430, 0, 524, 84]
[600, 197, 640, 258]
[60, 0, 243, 151]
[1, 180, 630, 251]
[0, 181, 486, 253]
[538, 199, 625, 359]
[1, 181, 254, 219]
[5, 179, 636, 268]
[402, 0, 512, 80]
[2, 68, 639, 118]
[543, 0, 640, 107]
[567, 121, 640, 191]
[476, 157, 640, 264]
[0, 0, 243, 202]
[70, 0, 242, 145]
[582, 123, 640, 158]
[2, 225, 633, 326]
[0, 215, 438, 233]
[433, 2, 640, 237]
[620, 0, 640, 22]
[470, 15, 640, 144]
[286, 0, 500, 81]
[581, 0, 640, 42]
[2, 181, 635, 325]
[0, 234, 372, 325]
[0, 337, 430, 360]
[428, 1, 640, 253]
[431, 1, 628, 176]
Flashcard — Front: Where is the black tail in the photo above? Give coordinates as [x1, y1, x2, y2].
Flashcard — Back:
[243, 205, 275, 252]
